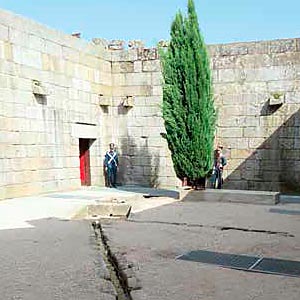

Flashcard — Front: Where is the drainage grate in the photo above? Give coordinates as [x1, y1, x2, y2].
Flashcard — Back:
[269, 208, 300, 215]
[177, 250, 258, 269]
[252, 258, 300, 277]
[177, 250, 300, 277]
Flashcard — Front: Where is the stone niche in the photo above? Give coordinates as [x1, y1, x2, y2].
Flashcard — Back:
[269, 92, 285, 106]
[122, 96, 134, 107]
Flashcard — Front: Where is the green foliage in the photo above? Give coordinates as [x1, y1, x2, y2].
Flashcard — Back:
[271, 92, 284, 100]
[160, 0, 216, 181]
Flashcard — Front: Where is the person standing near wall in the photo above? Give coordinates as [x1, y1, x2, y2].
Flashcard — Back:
[212, 145, 227, 189]
[104, 143, 119, 188]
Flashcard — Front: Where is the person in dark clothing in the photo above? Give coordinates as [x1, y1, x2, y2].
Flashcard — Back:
[212, 146, 227, 189]
[104, 143, 119, 188]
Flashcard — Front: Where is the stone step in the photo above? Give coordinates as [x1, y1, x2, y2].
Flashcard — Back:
[87, 203, 132, 218]
[182, 189, 280, 205]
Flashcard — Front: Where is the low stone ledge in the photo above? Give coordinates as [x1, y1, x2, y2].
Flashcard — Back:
[87, 203, 132, 218]
[182, 189, 280, 205]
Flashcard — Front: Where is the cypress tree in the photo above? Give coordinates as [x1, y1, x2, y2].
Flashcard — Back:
[161, 0, 216, 188]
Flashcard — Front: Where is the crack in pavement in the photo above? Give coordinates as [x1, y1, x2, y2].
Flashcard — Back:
[127, 219, 294, 237]
[92, 221, 133, 300]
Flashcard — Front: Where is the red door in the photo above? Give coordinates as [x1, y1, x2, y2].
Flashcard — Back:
[79, 139, 91, 186]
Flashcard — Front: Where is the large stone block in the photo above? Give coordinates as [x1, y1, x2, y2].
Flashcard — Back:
[62, 46, 80, 62]
[254, 66, 295, 82]
[218, 116, 246, 127]
[124, 72, 152, 86]
[111, 49, 137, 62]
[113, 85, 152, 97]
[248, 137, 267, 149]
[142, 60, 161, 72]
[151, 72, 163, 85]
[0, 23, 9, 41]
[152, 85, 162, 96]
[44, 40, 63, 56]
[237, 54, 272, 69]
[99, 58, 112, 74]
[269, 39, 297, 54]
[112, 61, 134, 73]
[243, 126, 269, 138]
[218, 68, 236, 83]
[183, 189, 280, 205]
[12, 45, 42, 69]
[247, 41, 270, 55]
[212, 55, 238, 69]
[216, 43, 248, 56]
[9, 28, 28, 46]
[222, 137, 249, 149]
[219, 105, 244, 118]
[218, 127, 243, 138]
[134, 61, 142, 72]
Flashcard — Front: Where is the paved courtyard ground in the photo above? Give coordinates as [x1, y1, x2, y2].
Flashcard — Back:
[0, 187, 177, 300]
[0, 188, 299, 299]
[102, 198, 300, 300]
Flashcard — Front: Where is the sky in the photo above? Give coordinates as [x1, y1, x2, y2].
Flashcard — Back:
[0, 0, 299, 46]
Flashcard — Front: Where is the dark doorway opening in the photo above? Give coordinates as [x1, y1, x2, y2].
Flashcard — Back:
[79, 138, 91, 186]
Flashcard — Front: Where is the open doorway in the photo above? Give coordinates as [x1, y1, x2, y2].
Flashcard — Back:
[79, 138, 91, 186]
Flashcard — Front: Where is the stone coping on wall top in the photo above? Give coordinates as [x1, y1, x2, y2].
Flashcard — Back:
[1, 8, 298, 59]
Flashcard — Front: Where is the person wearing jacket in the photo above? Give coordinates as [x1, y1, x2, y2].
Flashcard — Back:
[104, 143, 119, 188]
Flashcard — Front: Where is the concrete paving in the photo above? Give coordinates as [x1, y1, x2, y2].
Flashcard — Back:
[0, 187, 178, 300]
[0, 219, 116, 300]
[0, 187, 178, 231]
[102, 200, 300, 300]
[2, 188, 300, 299]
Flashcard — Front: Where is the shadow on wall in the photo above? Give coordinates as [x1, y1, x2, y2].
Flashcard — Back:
[118, 136, 160, 187]
[224, 109, 300, 193]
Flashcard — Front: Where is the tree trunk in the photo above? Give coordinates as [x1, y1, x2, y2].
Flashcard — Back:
[182, 177, 188, 186]
[192, 177, 206, 190]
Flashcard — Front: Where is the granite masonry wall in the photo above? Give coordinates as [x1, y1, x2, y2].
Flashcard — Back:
[108, 38, 300, 192]
[0, 9, 114, 199]
[109, 48, 177, 188]
[0, 8, 299, 199]
[209, 39, 300, 192]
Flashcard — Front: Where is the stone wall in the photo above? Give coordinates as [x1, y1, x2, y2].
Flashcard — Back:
[0, 7, 299, 199]
[210, 39, 300, 191]
[0, 9, 113, 199]
[108, 38, 300, 192]
[110, 47, 177, 188]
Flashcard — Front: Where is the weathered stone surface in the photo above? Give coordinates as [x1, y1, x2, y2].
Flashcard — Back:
[91, 37, 109, 48]
[0, 23, 9, 41]
[183, 189, 280, 205]
[87, 203, 132, 218]
[1, 7, 300, 197]
[128, 40, 144, 49]
[113, 61, 134, 73]
[108, 39, 125, 50]
[142, 60, 161, 72]
[269, 39, 297, 54]
[137, 48, 158, 60]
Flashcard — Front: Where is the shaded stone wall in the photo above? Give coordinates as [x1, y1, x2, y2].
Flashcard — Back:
[110, 39, 300, 192]
[109, 48, 177, 188]
[209, 39, 300, 191]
